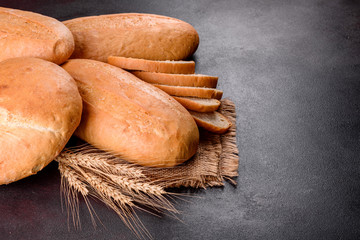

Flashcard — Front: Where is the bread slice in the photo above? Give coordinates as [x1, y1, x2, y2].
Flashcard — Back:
[189, 111, 232, 134]
[153, 84, 223, 99]
[131, 71, 218, 88]
[108, 56, 195, 74]
[172, 96, 221, 112]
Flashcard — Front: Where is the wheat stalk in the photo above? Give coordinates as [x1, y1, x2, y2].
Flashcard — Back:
[59, 162, 89, 196]
[85, 172, 133, 206]
[58, 151, 145, 178]
[56, 145, 177, 239]
[59, 161, 101, 229]
[109, 175, 165, 195]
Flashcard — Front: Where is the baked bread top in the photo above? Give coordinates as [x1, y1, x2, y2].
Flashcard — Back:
[0, 57, 82, 185]
[64, 13, 199, 61]
[62, 59, 199, 167]
[0, 7, 74, 64]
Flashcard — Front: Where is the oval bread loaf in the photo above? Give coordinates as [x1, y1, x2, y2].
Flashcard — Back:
[0, 58, 82, 185]
[64, 13, 199, 61]
[0, 7, 74, 64]
[62, 59, 199, 167]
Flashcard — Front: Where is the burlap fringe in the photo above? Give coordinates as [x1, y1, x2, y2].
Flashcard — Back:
[142, 129, 223, 188]
[219, 99, 239, 185]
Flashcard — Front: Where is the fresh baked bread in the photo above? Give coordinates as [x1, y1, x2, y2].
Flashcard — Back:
[152, 84, 223, 99]
[0, 57, 82, 185]
[172, 96, 221, 112]
[131, 71, 218, 88]
[63, 13, 199, 62]
[0, 7, 74, 64]
[62, 59, 199, 167]
[108, 56, 195, 74]
[189, 111, 232, 134]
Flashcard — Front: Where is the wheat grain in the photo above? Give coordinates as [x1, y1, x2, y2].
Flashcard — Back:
[59, 162, 89, 196]
[108, 175, 165, 195]
[59, 163, 84, 230]
[85, 172, 133, 207]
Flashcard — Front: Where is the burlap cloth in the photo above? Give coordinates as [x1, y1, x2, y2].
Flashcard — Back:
[141, 98, 239, 188]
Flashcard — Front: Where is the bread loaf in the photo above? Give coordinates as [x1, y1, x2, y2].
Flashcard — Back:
[62, 59, 199, 167]
[64, 13, 199, 62]
[153, 84, 223, 99]
[108, 56, 195, 74]
[0, 58, 82, 185]
[172, 96, 221, 112]
[131, 71, 218, 88]
[0, 7, 74, 64]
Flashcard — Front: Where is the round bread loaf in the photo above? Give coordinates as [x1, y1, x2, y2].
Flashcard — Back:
[0, 58, 82, 185]
[0, 7, 74, 64]
[63, 13, 199, 62]
[62, 59, 199, 167]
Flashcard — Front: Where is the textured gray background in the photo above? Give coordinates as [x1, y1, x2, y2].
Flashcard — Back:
[0, 0, 360, 239]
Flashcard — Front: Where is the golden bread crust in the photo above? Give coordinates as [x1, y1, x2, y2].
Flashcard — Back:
[0, 57, 82, 185]
[64, 13, 199, 61]
[0, 7, 74, 64]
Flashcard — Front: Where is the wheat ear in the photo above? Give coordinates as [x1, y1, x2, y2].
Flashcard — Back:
[58, 162, 99, 229]
[59, 151, 145, 178]
[56, 146, 176, 240]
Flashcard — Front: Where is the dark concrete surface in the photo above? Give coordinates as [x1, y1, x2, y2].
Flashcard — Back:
[1, 0, 360, 239]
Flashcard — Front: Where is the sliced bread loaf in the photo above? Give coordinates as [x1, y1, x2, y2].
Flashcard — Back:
[131, 71, 218, 88]
[189, 110, 232, 134]
[153, 84, 223, 99]
[108, 56, 195, 74]
[172, 96, 221, 112]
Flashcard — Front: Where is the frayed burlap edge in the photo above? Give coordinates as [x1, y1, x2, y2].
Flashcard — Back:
[219, 99, 239, 185]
